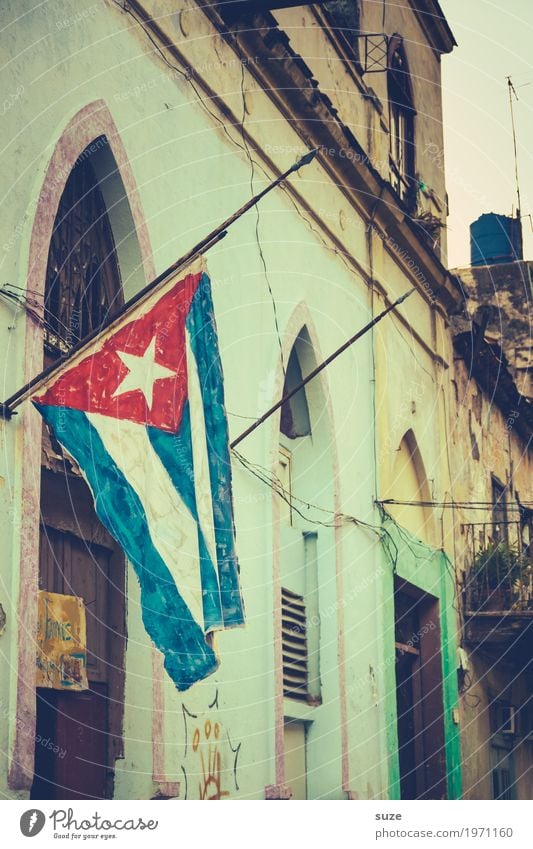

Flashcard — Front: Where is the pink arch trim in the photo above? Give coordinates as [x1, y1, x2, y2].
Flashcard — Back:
[9, 100, 155, 790]
[267, 302, 350, 797]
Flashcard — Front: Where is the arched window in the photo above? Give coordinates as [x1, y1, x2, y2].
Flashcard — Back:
[388, 36, 416, 210]
[44, 139, 123, 359]
[280, 345, 312, 439]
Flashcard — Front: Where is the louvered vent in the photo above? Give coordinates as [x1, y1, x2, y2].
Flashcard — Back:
[282, 587, 308, 700]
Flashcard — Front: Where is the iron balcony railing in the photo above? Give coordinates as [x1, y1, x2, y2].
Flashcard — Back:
[463, 521, 533, 613]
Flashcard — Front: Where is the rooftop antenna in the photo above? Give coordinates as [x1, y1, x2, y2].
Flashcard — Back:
[506, 75, 522, 218]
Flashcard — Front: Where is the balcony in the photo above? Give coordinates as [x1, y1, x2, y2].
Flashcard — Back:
[462, 521, 533, 659]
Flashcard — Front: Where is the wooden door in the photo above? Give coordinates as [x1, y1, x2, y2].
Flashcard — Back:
[284, 720, 307, 800]
[31, 469, 125, 800]
[395, 647, 420, 799]
[394, 583, 447, 800]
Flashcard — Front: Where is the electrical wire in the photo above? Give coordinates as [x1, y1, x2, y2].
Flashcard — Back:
[379, 504, 459, 614]
[367, 192, 380, 505]
[2, 285, 70, 333]
[377, 499, 533, 511]
[0, 286, 70, 347]
[234, 448, 341, 528]
[232, 448, 403, 577]
[227, 409, 258, 420]
[442, 548, 460, 616]
[234, 448, 384, 532]
[459, 669, 482, 708]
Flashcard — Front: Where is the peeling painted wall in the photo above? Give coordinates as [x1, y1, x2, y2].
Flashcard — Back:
[450, 356, 532, 800]
[0, 0, 462, 800]
[453, 261, 533, 400]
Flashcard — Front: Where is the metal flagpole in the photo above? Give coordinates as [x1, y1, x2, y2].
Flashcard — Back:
[0, 148, 319, 418]
[230, 288, 416, 449]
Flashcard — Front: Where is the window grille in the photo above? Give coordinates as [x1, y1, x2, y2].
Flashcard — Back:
[492, 768, 512, 800]
[44, 143, 123, 358]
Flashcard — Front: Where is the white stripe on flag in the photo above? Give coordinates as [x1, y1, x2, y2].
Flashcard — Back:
[185, 328, 218, 572]
[87, 411, 205, 630]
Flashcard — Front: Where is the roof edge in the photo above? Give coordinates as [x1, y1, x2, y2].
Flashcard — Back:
[409, 0, 457, 54]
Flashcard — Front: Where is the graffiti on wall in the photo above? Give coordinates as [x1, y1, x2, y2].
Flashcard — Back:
[180, 689, 241, 799]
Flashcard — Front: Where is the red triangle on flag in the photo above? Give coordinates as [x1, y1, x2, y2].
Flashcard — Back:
[35, 270, 202, 433]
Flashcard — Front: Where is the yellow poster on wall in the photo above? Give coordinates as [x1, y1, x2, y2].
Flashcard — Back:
[36, 591, 88, 690]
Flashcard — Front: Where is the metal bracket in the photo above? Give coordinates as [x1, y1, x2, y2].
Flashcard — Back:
[0, 403, 15, 420]
[360, 33, 389, 73]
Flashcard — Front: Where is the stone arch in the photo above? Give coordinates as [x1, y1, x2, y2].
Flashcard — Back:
[389, 428, 434, 544]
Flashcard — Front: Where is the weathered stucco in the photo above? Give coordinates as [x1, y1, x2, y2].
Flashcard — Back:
[0, 0, 528, 802]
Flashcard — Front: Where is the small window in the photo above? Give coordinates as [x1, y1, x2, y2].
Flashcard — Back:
[490, 700, 518, 736]
[492, 767, 512, 800]
[280, 347, 311, 439]
[277, 446, 293, 526]
[491, 476, 508, 543]
[388, 37, 416, 210]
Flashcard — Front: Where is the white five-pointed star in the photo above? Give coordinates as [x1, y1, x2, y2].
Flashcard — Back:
[113, 335, 177, 408]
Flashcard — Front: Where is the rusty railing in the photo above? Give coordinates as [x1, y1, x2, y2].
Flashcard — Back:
[463, 521, 533, 613]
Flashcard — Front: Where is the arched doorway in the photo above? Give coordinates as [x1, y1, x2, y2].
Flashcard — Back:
[389, 429, 434, 545]
[387, 430, 447, 799]
[31, 141, 130, 800]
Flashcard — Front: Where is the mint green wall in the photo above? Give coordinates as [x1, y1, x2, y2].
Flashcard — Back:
[0, 0, 459, 801]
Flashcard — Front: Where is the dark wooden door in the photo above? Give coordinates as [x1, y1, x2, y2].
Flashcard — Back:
[394, 583, 447, 800]
[32, 470, 125, 800]
[32, 685, 108, 800]
[395, 647, 420, 800]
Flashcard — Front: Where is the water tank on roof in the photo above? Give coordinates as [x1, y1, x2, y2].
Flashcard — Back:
[470, 213, 523, 266]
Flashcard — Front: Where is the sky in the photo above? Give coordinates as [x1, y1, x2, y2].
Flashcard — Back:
[439, 0, 533, 268]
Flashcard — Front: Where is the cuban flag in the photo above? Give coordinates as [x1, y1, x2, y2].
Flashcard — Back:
[33, 259, 244, 691]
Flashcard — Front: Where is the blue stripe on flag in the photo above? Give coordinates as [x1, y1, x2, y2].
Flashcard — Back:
[186, 273, 245, 626]
[35, 403, 218, 691]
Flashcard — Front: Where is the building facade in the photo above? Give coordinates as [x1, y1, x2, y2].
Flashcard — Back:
[1, 0, 516, 802]
[451, 256, 533, 800]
